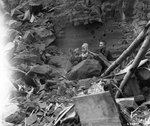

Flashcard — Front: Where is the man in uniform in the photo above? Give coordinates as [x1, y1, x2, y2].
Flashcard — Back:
[96, 41, 113, 61]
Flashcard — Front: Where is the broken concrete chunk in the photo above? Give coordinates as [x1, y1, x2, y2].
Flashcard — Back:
[23, 30, 35, 44]
[11, 8, 23, 17]
[116, 97, 138, 109]
[74, 91, 122, 126]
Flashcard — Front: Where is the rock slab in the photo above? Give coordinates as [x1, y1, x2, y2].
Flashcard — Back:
[66, 59, 102, 80]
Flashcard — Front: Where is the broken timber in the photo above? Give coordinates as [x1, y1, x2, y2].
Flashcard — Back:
[101, 21, 150, 77]
[115, 32, 150, 98]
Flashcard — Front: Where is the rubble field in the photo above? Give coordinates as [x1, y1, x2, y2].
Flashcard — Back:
[2, 0, 150, 126]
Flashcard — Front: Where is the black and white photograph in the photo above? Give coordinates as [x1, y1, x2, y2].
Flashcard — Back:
[0, 0, 150, 125]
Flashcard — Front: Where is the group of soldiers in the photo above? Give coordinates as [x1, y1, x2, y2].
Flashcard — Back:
[69, 41, 113, 70]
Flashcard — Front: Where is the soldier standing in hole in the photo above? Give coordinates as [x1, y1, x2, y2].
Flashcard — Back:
[94, 41, 113, 72]
[96, 41, 113, 61]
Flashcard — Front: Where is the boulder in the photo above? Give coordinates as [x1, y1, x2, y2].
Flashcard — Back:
[66, 59, 102, 80]
[49, 55, 72, 71]
[5, 111, 25, 125]
[33, 26, 55, 46]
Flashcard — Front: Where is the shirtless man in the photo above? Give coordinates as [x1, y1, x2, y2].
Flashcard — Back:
[81, 43, 93, 60]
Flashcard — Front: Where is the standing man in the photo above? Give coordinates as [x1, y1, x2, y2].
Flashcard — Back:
[97, 41, 113, 61]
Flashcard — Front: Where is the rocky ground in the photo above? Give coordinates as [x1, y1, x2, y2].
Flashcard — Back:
[1, 0, 150, 126]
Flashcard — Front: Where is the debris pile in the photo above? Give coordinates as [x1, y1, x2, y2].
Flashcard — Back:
[2, 0, 150, 126]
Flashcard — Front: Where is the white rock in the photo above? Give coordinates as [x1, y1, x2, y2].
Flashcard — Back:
[2, 103, 19, 119]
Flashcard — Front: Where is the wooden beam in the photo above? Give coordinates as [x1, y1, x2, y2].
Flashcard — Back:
[101, 21, 150, 77]
[115, 33, 150, 98]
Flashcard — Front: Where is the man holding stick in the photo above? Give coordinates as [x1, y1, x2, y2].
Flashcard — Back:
[96, 41, 113, 61]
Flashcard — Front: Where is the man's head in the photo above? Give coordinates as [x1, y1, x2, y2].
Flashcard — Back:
[99, 41, 106, 50]
[82, 43, 88, 53]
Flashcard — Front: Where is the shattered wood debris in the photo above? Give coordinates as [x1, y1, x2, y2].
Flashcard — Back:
[2, 0, 150, 126]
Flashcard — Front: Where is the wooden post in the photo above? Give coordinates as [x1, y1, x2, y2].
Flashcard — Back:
[115, 33, 150, 98]
[101, 21, 150, 77]
[88, 50, 111, 67]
